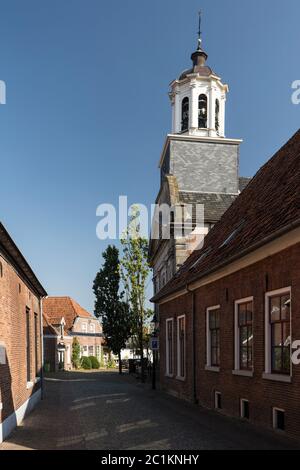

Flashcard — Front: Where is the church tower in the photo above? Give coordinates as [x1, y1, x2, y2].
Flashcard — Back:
[149, 15, 248, 296]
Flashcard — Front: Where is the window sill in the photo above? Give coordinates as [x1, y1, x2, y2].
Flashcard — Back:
[165, 374, 174, 379]
[205, 366, 220, 373]
[262, 373, 291, 383]
[232, 369, 254, 378]
[175, 376, 186, 382]
[26, 381, 34, 390]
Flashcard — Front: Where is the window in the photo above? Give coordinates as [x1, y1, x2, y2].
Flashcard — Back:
[265, 289, 291, 376]
[166, 319, 174, 376]
[34, 313, 39, 377]
[234, 298, 253, 371]
[215, 391, 222, 410]
[198, 94, 207, 128]
[273, 408, 285, 431]
[206, 306, 220, 368]
[240, 399, 250, 419]
[96, 346, 101, 359]
[181, 97, 189, 131]
[177, 315, 185, 379]
[82, 322, 87, 333]
[90, 323, 95, 333]
[82, 346, 88, 357]
[215, 99, 220, 133]
[26, 308, 31, 383]
[88, 346, 94, 356]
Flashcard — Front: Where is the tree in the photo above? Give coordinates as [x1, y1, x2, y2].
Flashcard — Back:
[71, 337, 81, 369]
[120, 205, 151, 383]
[93, 245, 132, 374]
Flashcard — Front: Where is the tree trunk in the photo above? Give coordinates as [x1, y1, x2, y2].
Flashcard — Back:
[140, 323, 145, 383]
[118, 351, 122, 375]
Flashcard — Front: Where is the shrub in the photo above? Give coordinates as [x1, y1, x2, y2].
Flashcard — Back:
[90, 356, 100, 369]
[80, 356, 92, 369]
[72, 337, 81, 369]
[107, 356, 116, 369]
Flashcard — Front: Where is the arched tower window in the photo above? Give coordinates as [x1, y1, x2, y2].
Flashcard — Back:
[198, 94, 207, 128]
[181, 97, 189, 132]
[215, 99, 220, 134]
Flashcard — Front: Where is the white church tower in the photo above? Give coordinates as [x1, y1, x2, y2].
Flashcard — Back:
[169, 18, 228, 138]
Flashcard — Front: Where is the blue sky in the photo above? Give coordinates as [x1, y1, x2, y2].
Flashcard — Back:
[0, 0, 299, 313]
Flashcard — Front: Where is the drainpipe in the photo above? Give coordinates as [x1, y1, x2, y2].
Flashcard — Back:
[187, 285, 198, 405]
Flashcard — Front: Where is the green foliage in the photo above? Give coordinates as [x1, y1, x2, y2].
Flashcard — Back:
[107, 356, 116, 369]
[119, 205, 152, 381]
[93, 245, 132, 362]
[80, 356, 92, 369]
[89, 356, 100, 369]
[71, 337, 81, 369]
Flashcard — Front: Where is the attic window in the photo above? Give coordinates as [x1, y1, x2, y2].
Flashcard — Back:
[220, 220, 245, 248]
[189, 247, 212, 271]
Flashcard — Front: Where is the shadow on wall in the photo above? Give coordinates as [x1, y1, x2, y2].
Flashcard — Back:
[0, 351, 41, 444]
[0, 351, 16, 443]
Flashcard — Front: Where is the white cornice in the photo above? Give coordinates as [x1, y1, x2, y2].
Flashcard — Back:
[159, 134, 243, 168]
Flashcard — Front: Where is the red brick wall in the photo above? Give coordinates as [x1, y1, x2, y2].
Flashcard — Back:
[159, 242, 300, 439]
[0, 254, 42, 423]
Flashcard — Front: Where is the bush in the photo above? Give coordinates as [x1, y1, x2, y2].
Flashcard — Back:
[107, 356, 116, 369]
[72, 337, 81, 369]
[80, 356, 92, 369]
[90, 356, 100, 369]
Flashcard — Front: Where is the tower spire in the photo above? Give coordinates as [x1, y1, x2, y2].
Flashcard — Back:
[197, 10, 202, 50]
[191, 10, 208, 67]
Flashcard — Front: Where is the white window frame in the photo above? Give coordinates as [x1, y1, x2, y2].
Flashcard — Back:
[206, 305, 220, 372]
[88, 345, 94, 356]
[263, 287, 292, 383]
[165, 318, 174, 377]
[176, 315, 186, 380]
[90, 323, 95, 333]
[82, 322, 87, 333]
[96, 345, 101, 359]
[233, 297, 254, 377]
[273, 407, 285, 431]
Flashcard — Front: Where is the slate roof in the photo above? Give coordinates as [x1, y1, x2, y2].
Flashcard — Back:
[179, 192, 237, 223]
[43, 297, 93, 332]
[0, 222, 47, 297]
[178, 65, 214, 81]
[152, 129, 300, 303]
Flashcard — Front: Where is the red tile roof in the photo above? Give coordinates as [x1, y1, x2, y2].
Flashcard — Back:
[43, 297, 93, 331]
[152, 129, 300, 303]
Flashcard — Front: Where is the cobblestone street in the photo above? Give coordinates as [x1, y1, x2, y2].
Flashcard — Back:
[0, 371, 298, 450]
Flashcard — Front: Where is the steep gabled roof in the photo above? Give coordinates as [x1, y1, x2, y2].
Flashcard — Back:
[0, 222, 47, 297]
[152, 129, 300, 303]
[43, 297, 93, 331]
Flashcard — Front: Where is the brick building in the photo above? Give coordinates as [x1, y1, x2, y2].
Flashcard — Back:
[0, 223, 47, 442]
[152, 130, 300, 440]
[43, 296, 103, 371]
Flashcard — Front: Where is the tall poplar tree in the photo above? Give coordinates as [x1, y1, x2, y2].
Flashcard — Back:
[93, 245, 132, 374]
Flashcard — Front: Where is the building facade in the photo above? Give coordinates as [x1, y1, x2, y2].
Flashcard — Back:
[0, 223, 47, 442]
[153, 130, 300, 440]
[43, 297, 103, 371]
[149, 34, 250, 298]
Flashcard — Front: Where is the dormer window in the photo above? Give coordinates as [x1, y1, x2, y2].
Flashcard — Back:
[90, 323, 95, 333]
[181, 97, 189, 132]
[198, 94, 207, 128]
[82, 322, 87, 333]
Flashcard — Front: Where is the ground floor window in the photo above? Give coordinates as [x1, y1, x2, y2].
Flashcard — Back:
[166, 318, 174, 376]
[88, 345, 94, 356]
[265, 288, 291, 376]
[234, 298, 253, 371]
[96, 345, 101, 359]
[206, 306, 220, 368]
[177, 315, 185, 379]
